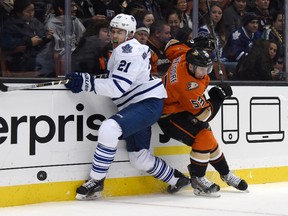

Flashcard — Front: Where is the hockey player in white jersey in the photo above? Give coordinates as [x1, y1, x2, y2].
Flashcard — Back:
[65, 13, 190, 200]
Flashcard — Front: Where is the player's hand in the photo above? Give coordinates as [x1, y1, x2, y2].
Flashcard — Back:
[208, 82, 232, 101]
[65, 72, 95, 93]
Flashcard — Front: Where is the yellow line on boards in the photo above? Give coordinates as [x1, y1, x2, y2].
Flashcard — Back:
[154, 146, 191, 156]
[1, 166, 288, 207]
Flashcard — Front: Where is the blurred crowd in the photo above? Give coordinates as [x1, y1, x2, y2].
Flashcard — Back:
[0, 0, 285, 81]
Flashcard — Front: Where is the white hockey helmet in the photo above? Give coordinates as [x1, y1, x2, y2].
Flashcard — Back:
[110, 13, 136, 39]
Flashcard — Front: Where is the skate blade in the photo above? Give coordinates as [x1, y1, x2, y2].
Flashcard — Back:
[193, 189, 221, 198]
[75, 191, 102, 200]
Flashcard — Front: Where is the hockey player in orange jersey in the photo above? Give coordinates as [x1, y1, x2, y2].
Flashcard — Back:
[158, 38, 248, 196]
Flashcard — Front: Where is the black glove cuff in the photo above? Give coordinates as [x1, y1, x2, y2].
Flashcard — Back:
[208, 86, 226, 101]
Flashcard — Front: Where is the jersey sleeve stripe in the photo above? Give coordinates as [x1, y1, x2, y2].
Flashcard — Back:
[114, 81, 163, 108]
[112, 74, 133, 85]
[113, 79, 125, 94]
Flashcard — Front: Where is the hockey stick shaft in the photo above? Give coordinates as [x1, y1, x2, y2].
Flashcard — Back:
[205, 0, 223, 82]
[0, 73, 108, 92]
[0, 79, 69, 92]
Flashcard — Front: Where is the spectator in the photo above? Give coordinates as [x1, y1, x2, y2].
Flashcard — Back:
[0, 0, 13, 31]
[34, 0, 53, 23]
[268, 40, 284, 80]
[247, 0, 272, 32]
[142, 10, 155, 28]
[0, 0, 14, 18]
[71, 19, 110, 75]
[223, 0, 247, 39]
[46, 0, 85, 59]
[246, 0, 255, 11]
[268, 0, 283, 13]
[165, 8, 182, 39]
[0, 0, 54, 77]
[147, 20, 171, 76]
[130, 7, 155, 28]
[134, 21, 150, 45]
[214, 0, 231, 9]
[198, 2, 226, 61]
[75, 0, 106, 27]
[125, 0, 163, 20]
[94, 0, 123, 19]
[235, 39, 279, 80]
[172, 0, 192, 29]
[175, 25, 192, 44]
[262, 10, 284, 67]
[222, 12, 261, 62]
[198, 2, 228, 80]
[185, 0, 193, 29]
[198, 0, 210, 27]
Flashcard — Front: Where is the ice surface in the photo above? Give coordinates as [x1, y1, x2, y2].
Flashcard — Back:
[1, 182, 288, 216]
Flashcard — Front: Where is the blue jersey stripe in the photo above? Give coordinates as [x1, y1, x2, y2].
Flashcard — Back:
[115, 81, 163, 108]
[112, 74, 133, 85]
[112, 79, 125, 93]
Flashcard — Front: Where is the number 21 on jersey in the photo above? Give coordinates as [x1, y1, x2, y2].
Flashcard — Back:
[117, 60, 131, 73]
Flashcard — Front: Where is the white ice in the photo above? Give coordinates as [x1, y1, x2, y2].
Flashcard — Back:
[1, 182, 288, 216]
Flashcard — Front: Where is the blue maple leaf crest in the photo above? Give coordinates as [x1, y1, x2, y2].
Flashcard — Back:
[122, 44, 133, 53]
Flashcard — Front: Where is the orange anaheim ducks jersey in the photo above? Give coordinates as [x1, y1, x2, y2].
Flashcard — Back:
[162, 43, 210, 116]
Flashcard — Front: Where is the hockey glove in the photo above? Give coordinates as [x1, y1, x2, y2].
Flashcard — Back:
[186, 36, 215, 52]
[208, 82, 233, 101]
[65, 72, 95, 93]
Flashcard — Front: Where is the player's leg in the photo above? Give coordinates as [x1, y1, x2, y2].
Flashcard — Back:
[209, 145, 248, 191]
[126, 128, 190, 193]
[76, 98, 165, 199]
[76, 117, 122, 200]
[116, 98, 190, 193]
[188, 129, 221, 195]
[158, 113, 220, 195]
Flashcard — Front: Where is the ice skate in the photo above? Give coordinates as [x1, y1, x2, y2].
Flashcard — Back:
[167, 169, 191, 194]
[191, 176, 221, 197]
[221, 171, 248, 191]
[75, 178, 104, 200]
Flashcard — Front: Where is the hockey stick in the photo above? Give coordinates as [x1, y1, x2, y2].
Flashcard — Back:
[0, 79, 69, 92]
[205, 0, 223, 82]
[0, 73, 108, 92]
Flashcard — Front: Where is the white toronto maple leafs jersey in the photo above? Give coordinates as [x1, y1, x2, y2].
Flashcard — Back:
[94, 38, 167, 110]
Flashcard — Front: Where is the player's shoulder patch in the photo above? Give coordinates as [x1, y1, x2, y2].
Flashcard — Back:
[186, 82, 198, 90]
[121, 44, 133, 53]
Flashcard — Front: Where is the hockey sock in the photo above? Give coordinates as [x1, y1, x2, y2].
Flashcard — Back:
[188, 160, 208, 177]
[147, 157, 176, 185]
[90, 143, 117, 180]
[210, 153, 229, 176]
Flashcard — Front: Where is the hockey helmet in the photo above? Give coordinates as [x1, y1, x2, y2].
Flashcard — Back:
[186, 48, 213, 74]
[110, 13, 136, 39]
[186, 48, 213, 66]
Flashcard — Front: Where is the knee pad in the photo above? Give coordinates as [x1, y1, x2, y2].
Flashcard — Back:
[128, 149, 155, 171]
[98, 118, 122, 149]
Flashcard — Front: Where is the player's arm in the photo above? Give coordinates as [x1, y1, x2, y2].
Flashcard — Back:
[64, 53, 141, 96]
[179, 83, 233, 123]
[206, 82, 233, 121]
